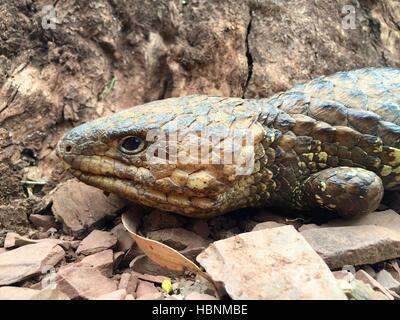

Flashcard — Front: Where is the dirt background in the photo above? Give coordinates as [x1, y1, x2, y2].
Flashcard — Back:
[0, 0, 399, 237]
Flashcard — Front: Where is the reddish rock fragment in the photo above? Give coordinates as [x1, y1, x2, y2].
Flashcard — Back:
[94, 289, 127, 300]
[48, 179, 126, 237]
[0, 242, 65, 286]
[80, 249, 114, 277]
[29, 214, 58, 231]
[76, 230, 117, 256]
[56, 263, 118, 299]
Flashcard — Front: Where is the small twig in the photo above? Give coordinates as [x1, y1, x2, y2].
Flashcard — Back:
[98, 76, 117, 101]
[21, 179, 48, 185]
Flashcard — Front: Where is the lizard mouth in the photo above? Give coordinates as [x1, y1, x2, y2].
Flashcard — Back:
[61, 156, 224, 218]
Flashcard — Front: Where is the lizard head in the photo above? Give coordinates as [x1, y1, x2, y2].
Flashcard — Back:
[56, 96, 270, 217]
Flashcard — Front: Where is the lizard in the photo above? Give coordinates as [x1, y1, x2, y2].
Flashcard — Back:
[56, 67, 400, 219]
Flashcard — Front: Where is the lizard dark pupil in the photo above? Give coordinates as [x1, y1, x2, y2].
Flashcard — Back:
[120, 136, 143, 153]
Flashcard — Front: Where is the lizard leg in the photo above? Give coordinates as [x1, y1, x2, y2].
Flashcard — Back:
[301, 167, 383, 218]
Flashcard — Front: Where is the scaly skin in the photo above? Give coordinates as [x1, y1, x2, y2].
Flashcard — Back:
[57, 68, 400, 218]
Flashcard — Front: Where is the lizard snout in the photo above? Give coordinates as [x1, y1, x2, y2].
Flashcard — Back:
[56, 139, 78, 161]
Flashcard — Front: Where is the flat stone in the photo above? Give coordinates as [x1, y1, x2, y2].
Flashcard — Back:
[136, 292, 163, 300]
[252, 221, 286, 231]
[167, 295, 184, 300]
[48, 179, 126, 237]
[76, 230, 117, 255]
[94, 289, 127, 300]
[301, 225, 400, 269]
[4, 232, 35, 248]
[118, 273, 138, 294]
[147, 228, 210, 251]
[0, 248, 6, 255]
[30, 288, 70, 300]
[197, 225, 346, 300]
[135, 280, 160, 299]
[110, 223, 134, 252]
[185, 292, 217, 300]
[4, 232, 71, 250]
[0, 286, 40, 300]
[29, 214, 58, 231]
[300, 210, 400, 233]
[80, 249, 114, 277]
[355, 270, 394, 300]
[376, 270, 400, 294]
[351, 210, 400, 232]
[0, 242, 65, 285]
[298, 224, 319, 232]
[56, 263, 118, 299]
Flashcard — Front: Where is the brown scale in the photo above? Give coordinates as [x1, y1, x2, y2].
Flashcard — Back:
[293, 136, 313, 154]
[379, 147, 395, 164]
[291, 114, 317, 136]
[311, 122, 336, 143]
[378, 121, 400, 147]
[350, 146, 368, 167]
[347, 109, 380, 135]
[307, 101, 348, 126]
[321, 143, 338, 156]
[326, 156, 338, 167]
[337, 146, 351, 159]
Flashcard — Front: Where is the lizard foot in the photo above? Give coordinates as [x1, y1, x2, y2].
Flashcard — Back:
[302, 167, 383, 218]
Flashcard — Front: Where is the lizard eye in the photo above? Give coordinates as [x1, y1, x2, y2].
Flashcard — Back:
[119, 136, 145, 155]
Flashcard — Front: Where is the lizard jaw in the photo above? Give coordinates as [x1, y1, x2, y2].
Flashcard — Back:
[66, 167, 225, 218]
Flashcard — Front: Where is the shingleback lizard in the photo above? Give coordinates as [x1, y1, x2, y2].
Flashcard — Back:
[57, 67, 400, 219]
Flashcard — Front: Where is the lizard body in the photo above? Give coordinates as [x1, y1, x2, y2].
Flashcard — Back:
[57, 67, 400, 218]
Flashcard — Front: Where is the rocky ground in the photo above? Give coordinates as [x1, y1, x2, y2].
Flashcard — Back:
[1, 178, 400, 300]
[1, 0, 400, 300]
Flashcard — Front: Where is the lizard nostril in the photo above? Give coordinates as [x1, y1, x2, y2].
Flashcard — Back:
[65, 145, 72, 153]
[57, 141, 75, 157]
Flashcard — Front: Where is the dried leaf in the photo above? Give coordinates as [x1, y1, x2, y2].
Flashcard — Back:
[121, 212, 212, 283]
